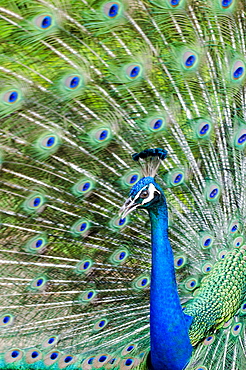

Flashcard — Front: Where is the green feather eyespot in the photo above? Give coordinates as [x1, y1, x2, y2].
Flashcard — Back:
[1, 88, 23, 115]
[89, 127, 112, 147]
[34, 14, 54, 30]
[240, 302, 246, 314]
[121, 344, 136, 356]
[233, 235, 244, 248]
[223, 319, 232, 328]
[93, 318, 108, 331]
[203, 335, 215, 345]
[110, 216, 129, 230]
[122, 171, 140, 186]
[106, 357, 120, 368]
[132, 275, 150, 291]
[103, 2, 122, 19]
[231, 61, 245, 82]
[125, 64, 143, 81]
[64, 75, 83, 90]
[192, 118, 212, 139]
[199, 233, 214, 249]
[231, 323, 242, 336]
[220, 0, 235, 11]
[119, 357, 138, 369]
[110, 248, 129, 264]
[29, 276, 47, 291]
[204, 181, 221, 202]
[174, 255, 186, 269]
[36, 133, 61, 156]
[72, 178, 95, 197]
[23, 193, 46, 213]
[79, 290, 97, 304]
[185, 278, 198, 291]
[165, 168, 185, 187]
[91, 354, 111, 368]
[229, 220, 240, 234]
[218, 250, 227, 259]
[146, 116, 166, 133]
[233, 127, 246, 149]
[25, 234, 47, 253]
[71, 219, 90, 236]
[42, 335, 59, 349]
[58, 354, 77, 369]
[25, 348, 42, 364]
[44, 351, 61, 366]
[76, 259, 93, 274]
[166, 0, 186, 8]
[0, 313, 14, 328]
[202, 262, 213, 274]
[182, 51, 198, 71]
[4, 348, 23, 363]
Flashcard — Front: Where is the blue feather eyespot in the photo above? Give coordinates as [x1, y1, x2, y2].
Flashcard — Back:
[30, 276, 47, 291]
[229, 220, 240, 234]
[203, 335, 215, 345]
[233, 236, 244, 248]
[0, 313, 14, 328]
[87, 357, 94, 365]
[23, 193, 46, 213]
[218, 250, 227, 259]
[123, 170, 141, 187]
[125, 64, 143, 81]
[200, 233, 214, 249]
[125, 358, 134, 366]
[234, 127, 246, 149]
[4, 348, 23, 363]
[99, 355, 108, 362]
[64, 75, 83, 91]
[170, 0, 181, 7]
[204, 182, 221, 202]
[192, 118, 212, 139]
[121, 344, 136, 357]
[147, 116, 166, 132]
[79, 289, 97, 303]
[231, 61, 245, 81]
[71, 219, 90, 236]
[240, 302, 246, 314]
[72, 178, 95, 197]
[42, 335, 59, 349]
[133, 275, 150, 290]
[231, 323, 242, 336]
[194, 367, 207, 370]
[90, 127, 112, 146]
[174, 255, 186, 269]
[76, 259, 93, 274]
[34, 14, 53, 29]
[182, 51, 198, 70]
[110, 248, 129, 264]
[103, 2, 121, 18]
[202, 262, 213, 274]
[110, 216, 129, 230]
[25, 348, 42, 364]
[185, 278, 198, 291]
[3, 90, 20, 104]
[221, 0, 233, 9]
[165, 168, 185, 187]
[43, 351, 61, 366]
[93, 318, 108, 331]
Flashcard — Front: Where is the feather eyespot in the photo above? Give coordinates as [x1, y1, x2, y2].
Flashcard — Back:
[110, 216, 129, 230]
[185, 278, 198, 291]
[202, 263, 213, 274]
[26, 349, 42, 364]
[0, 314, 14, 328]
[30, 276, 47, 291]
[204, 182, 221, 202]
[233, 236, 244, 248]
[133, 275, 150, 290]
[3, 90, 19, 104]
[174, 256, 186, 269]
[165, 168, 185, 187]
[111, 249, 129, 264]
[64, 75, 82, 90]
[42, 336, 59, 349]
[231, 323, 242, 336]
[76, 259, 93, 274]
[147, 117, 166, 132]
[221, 0, 233, 9]
[79, 290, 97, 303]
[103, 2, 121, 18]
[203, 335, 215, 345]
[24, 193, 46, 213]
[125, 64, 143, 81]
[234, 127, 246, 149]
[240, 302, 246, 314]
[72, 178, 95, 197]
[35, 14, 53, 29]
[93, 319, 108, 331]
[71, 219, 90, 236]
[229, 220, 240, 234]
[200, 233, 214, 249]
[182, 51, 198, 70]
[4, 349, 23, 363]
[123, 171, 140, 186]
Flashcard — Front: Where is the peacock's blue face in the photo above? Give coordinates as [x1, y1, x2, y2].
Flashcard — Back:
[120, 176, 163, 218]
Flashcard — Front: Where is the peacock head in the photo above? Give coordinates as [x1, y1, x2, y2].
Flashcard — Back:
[120, 176, 164, 218]
[120, 149, 168, 218]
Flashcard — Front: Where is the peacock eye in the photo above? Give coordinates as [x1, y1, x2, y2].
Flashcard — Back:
[140, 190, 149, 198]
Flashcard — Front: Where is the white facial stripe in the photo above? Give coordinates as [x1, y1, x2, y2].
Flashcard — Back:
[132, 183, 160, 205]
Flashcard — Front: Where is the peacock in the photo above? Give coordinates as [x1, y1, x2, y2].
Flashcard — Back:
[0, 0, 245, 369]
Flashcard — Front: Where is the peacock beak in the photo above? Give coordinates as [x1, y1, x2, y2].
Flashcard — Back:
[119, 197, 139, 218]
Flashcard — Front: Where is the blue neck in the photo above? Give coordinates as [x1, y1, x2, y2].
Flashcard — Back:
[148, 196, 192, 370]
